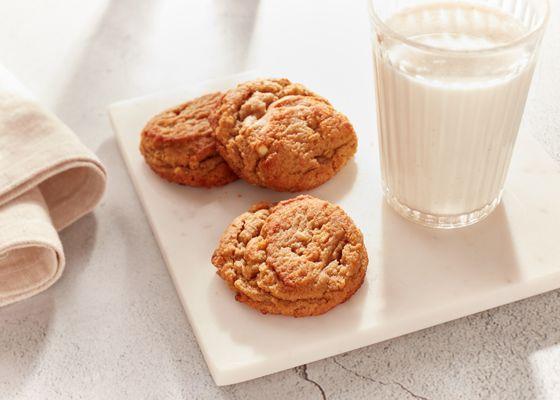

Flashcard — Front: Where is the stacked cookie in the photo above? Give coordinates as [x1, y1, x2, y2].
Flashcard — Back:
[140, 92, 238, 188]
[140, 78, 368, 317]
[140, 78, 357, 192]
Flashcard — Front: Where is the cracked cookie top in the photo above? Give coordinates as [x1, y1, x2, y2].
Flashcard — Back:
[211, 79, 358, 192]
[211, 195, 368, 317]
[141, 92, 224, 166]
[140, 92, 238, 187]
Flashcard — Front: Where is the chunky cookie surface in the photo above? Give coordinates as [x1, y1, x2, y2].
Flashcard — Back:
[211, 79, 357, 192]
[211, 195, 368, 317]
[140, 92, 237, 187]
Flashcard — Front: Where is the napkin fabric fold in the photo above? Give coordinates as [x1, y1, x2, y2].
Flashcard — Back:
[0, 65, 106, 307]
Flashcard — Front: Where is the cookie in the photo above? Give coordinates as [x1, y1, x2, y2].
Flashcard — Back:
[211, 195, 368, 317]
[140, 92, 238, 187]
[211, 78, 358, 192]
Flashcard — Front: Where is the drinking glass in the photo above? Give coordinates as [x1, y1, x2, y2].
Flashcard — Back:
[369, 0, 549, 228]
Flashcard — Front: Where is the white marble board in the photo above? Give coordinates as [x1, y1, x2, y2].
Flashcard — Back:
[109, 71, 560, 386]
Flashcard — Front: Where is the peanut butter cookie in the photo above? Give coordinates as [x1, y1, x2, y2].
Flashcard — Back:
[211, 79, 357, 192]
[140, 92, 237, 187]
[211, 195, 368, 317]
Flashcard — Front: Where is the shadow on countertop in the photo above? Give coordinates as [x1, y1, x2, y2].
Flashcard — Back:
[9, 0, 555, 398]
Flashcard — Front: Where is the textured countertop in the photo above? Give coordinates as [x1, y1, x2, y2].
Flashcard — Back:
[1, 1, 559, 399]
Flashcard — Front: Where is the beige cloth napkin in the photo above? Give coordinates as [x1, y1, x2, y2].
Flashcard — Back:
[0, 64, 106, 307]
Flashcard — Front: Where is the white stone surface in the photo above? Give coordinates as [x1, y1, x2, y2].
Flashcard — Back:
[1, 0, 559, 398]
[112, 67, 560, 386]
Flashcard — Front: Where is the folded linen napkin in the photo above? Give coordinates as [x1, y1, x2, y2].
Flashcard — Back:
[0, 64, 106, 307]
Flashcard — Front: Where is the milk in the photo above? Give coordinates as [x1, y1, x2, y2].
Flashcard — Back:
[373, 3, 536, 219]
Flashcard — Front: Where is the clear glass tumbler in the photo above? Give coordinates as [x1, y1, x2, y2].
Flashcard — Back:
[369, 0, 549, 228]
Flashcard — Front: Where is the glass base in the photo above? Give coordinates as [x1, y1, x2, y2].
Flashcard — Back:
[383, 188, 502, 229]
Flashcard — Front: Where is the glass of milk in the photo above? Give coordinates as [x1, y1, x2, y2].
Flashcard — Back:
[369, 0, 549, 228]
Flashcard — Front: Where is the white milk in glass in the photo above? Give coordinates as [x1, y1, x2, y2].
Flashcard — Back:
[374, 2, 536, 221]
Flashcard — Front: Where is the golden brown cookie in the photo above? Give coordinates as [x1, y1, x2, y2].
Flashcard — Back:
[140, 92, 238, 187]
[211, 195, 368, 317]
[211, 78, 358, 192]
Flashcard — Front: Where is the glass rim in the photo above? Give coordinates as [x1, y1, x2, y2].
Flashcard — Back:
[368, 0, 550, 56]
